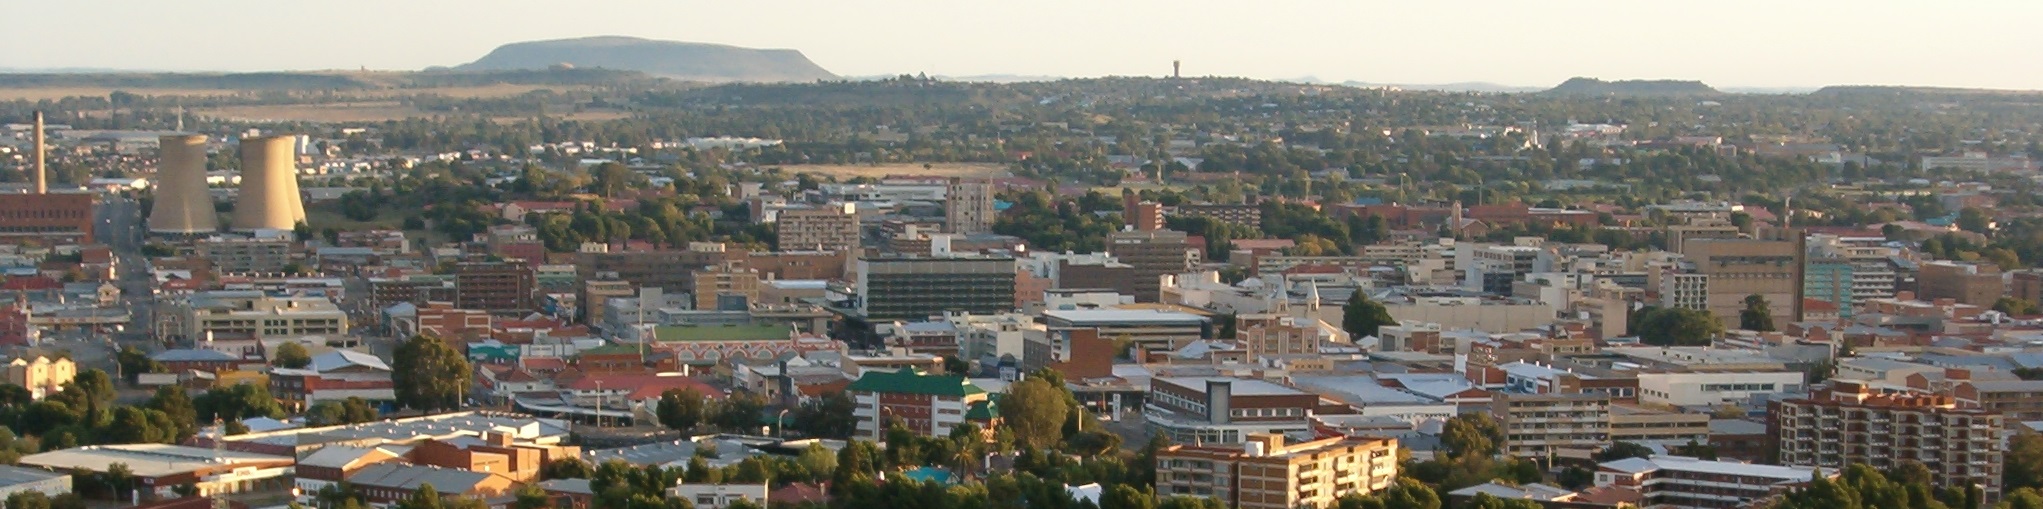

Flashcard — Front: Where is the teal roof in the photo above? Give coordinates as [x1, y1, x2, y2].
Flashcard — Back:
[900, 467, 953, 485]
[965, 399, 999, 420]
[847, 370, 986, 397]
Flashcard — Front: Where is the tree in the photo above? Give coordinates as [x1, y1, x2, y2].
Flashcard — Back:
[1595, 441, 1654, 462]
[307, 397, 381, 426]
[6, 490, 51, 509]
[1740, 294, 1776, 331]
[1464, 493, 1544, 509]
[1959, 207, 1993, 234]
[272, 342, 312, 369]
[512, 484, 552, 509]
[391, 335, 474, 411]
[1440, 414, 1503, 460]
[114, 347, 160, 386]
[1633, 307, 1724, 346]
[657, 388, 707, 432]
[1342, 289, 1395, 339]
[711, 393, 766, 433]
[144, 386, 199, 441]
[194, 382, 285, 425]
[1996, 297, 2043, 316]
[1001, 376, 1071, 450]
[2009, 434, 2043, 493]
[789, 390, 856, 439]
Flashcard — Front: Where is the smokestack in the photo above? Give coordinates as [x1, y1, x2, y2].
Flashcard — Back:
[150, 135, 221, 234]
[32, 111, 46, 194]
[230, 135, 307, 232]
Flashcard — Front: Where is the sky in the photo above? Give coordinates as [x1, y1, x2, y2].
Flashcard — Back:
[7, 0, 2042, 90]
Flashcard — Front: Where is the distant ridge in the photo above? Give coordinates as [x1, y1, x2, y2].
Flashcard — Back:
[454, 36, 835, 83]
[1545, 77, 1719, 96]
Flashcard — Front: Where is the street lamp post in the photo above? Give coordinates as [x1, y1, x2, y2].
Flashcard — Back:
[593, 380, 604, 428]
[777, 409, 791, 438]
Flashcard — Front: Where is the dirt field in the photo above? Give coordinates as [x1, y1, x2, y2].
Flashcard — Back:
[775, 163, 1011, 180]
[0, 88, 256, 101]
[199, 102, 424, 123]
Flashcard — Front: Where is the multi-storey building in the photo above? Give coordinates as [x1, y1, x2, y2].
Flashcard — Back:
[1918, 261, 2004, 307]
[1239, 315, 1344, 359]
[2011, 269, 2043, 305]
[1681, 239, 1803, 328]
[1635, 371, 1805, 407]
[1769, 381, 2004, 502]
[1170, 204, 1262, 230]
[454, 261, 535, 317]
[575, 244, 740, 301]
[1106, 230, 1198, 302]
[946, 178, 995, 234]
[776, 203, 861, 253]
[1146, 377, 1316, 445]
[0, 193, 94, 245]
[846, 369, 998, 440]
[1595, 455, 1835, 509]
[1042, 309, 1211, 353]
[1954, 380, 2043, 422]
[1467, 245, 1544, 295]
[169, 290, 348, 343]
[196, 236, 294, 273]
[3, 355, 75, 400]
[855, 255, 1017, 321]
[269, 350, 396, 411]
[1608, 404, 1709, 444]
[1490, 392, 1612, 458]
[1802, 234, 1899, 318]
[692, 263, 761, 311]
[1156, 433, 1400, 509]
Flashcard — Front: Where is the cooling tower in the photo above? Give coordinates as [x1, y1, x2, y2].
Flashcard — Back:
[230, 135, 307, 232]
[149, 135, 220, 234]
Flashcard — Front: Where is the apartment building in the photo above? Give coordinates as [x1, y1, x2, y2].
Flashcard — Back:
[1467, 245, 1545, 295]
[846, 369, 998, 440]
[1608, 404, 1709, 444]
[1595, 455, 1835, 509]
[946, 178, 995, 234]
[3, 355, 75, 400]
[1954, 380, 2043, 422]
[1769, 381, 2004, 501]
[1491, 392, 1612, 458]
[1146, 377, 1316, 445]
[1171, 204, 1262, 230]
[196, 236, 293, 273]
[1802, 234, 1900, 318]
[776, 203, 861, 253]
[855, 255, 1017, 321]
[1156, 433, 1400, 509]
[1635, 371, 1805, 407]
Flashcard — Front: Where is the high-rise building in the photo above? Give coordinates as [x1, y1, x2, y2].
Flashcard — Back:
[196, 236, 293, 273]
[149, 134, 220, 234]
[454, 261, 535, 317]
[777, 203, 861, 253]
[1769, 381, 2004, 502]
[1918, 261, 2004, 307]
[945, 178, 995, 234]
[231, 135, 307, 231]
[856, 255, 1017, 321]
[1801, 234, 1899, 319]
[1106, 230, 1197, 302]
[1156, 433, 1400, 509]
[1681, 239, 1803, 328]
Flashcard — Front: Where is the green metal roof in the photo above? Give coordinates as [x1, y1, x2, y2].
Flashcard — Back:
[965, 399, 999, 420]
[653, 324, 793, 342]
[579, 343, 642, 356]
[847, 369, 986, 397]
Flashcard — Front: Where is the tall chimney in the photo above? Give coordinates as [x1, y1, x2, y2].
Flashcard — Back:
[32, 111, 46, 194]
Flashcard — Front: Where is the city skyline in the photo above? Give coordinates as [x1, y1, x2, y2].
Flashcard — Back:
[6, 0, 2043, 90]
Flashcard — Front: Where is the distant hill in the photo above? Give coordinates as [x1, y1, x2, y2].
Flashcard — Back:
[1545, 77, 1719, 96]
[454, 36, 835, 83]
[0, 68, 661, 91]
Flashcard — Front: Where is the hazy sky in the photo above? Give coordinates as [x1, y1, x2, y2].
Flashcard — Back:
[8, 0, 2042, 90]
